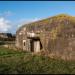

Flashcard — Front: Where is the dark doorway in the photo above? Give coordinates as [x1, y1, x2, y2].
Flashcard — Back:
[30, 38, 42, 52]
[30, 39, 34, 52]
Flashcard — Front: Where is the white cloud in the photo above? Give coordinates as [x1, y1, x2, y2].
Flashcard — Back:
[0, 17, 11, 32]
[0, 11, 13, 17]
[18, 18, 40, 28]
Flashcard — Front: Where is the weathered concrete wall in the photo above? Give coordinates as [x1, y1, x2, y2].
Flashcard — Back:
[16, 14, 75, 60]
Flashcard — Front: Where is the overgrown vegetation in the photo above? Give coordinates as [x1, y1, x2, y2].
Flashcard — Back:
[0, 47, 75, 74]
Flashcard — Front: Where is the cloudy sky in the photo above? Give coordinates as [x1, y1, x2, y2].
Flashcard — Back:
[0, 1, 75, 34]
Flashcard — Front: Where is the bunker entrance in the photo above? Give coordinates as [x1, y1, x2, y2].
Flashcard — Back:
[30, 38, 42, 52]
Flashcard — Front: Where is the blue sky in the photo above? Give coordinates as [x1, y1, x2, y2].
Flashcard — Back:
[0, 1, 75, 34]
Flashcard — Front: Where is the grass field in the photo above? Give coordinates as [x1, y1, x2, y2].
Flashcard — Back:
[0, 46, 75, 74]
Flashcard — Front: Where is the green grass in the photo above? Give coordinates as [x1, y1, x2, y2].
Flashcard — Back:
[0, 46, 75, 74]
